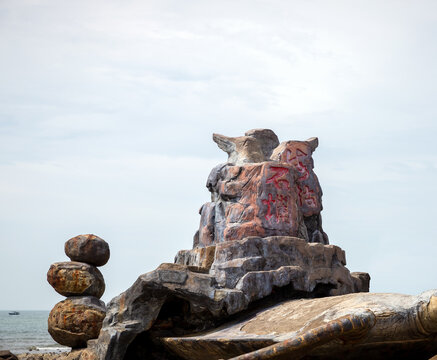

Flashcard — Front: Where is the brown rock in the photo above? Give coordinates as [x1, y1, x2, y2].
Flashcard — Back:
[244, 128, 279, 159]
[198, 162, 306, 245]
[0, 351, 18, 360]
[270, 137, 329, 244]
[212, 129, 279, 166]
[48, 297, 106, 348]
[65, 234, 110, 267]
[47, 262, 105, 298]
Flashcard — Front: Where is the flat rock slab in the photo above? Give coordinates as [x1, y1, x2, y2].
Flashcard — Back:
[161, 291, 437, 360]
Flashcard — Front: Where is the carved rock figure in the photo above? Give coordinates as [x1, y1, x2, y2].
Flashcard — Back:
[162, 291, 437, 360]
[195, 129, 328, 246]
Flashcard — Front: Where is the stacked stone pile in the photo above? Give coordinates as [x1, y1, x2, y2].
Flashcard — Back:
[47, 234, 109, 349]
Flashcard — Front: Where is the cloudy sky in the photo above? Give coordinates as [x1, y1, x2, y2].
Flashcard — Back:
[1, 0, 436, 310]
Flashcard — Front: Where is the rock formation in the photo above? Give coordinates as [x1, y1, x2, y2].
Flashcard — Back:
[83, 130, 369, 360]
[194, 130, 327, 246]
[52, 129, 437, 359]
[47, 234, 109, 348]
[163, 290, 437, 360]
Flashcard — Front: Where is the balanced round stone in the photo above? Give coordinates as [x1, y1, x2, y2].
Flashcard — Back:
[47, 261, 105, 298]
[65, 234, 110, 266]
[48, 296, 106, 348]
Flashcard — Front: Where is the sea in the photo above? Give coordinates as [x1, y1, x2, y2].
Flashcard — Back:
[0, 311, 69, 354]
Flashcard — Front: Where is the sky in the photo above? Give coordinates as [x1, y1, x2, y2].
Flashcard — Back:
[0, 0, 436, 310]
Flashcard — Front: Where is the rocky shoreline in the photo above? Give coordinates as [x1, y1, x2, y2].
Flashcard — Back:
[16, 350, 80, 360]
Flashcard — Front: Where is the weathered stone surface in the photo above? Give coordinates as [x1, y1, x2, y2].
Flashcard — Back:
[243, 129, 279, 159]
[210, 236, 353, 298]
[195, 130, 330, 246]
[47, 262, 105, 298]
[0, 351, 18, 360]
[16, 348, 98, 360]
[48, 297, 106, 348]
[65, 234, 110, 267]
[212, 129, 279, 166]
[175, 245, 216, 270]
[351, 271, 371, 293]
[88, 237, 363, 360]
[271, 137, 329, 244]
[198, 162, 307, 245]
[81, 131, 373, 360]
[161, 290, 437, 360]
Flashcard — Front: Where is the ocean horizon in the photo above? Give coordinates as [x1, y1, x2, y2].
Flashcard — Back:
[0, 310, 69, 354]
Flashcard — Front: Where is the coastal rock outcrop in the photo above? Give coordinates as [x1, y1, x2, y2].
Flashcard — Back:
[85, 130, 370, 360]
[47, 234, 109, 348]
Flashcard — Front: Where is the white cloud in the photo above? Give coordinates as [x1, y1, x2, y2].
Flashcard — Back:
[0, 0, 437, 309]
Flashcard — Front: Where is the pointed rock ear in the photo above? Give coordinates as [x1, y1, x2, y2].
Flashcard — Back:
[213, 133, 236, 155]
[307, 137, 319, 152]
[420, 295, 437, 334]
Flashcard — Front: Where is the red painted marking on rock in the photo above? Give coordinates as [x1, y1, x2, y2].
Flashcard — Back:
[266, 166, 290, 190]
[262, 193, 275, 221]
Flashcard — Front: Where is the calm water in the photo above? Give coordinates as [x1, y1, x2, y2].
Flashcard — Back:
[0, 311, 69, 354]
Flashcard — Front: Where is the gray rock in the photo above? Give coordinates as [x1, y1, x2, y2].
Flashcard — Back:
[65, 234, 110, 267]
[89, 237, 364, 360]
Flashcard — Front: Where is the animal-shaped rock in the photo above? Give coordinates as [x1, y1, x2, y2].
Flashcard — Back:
[194, 129, 328, 246]
[161, 290, 437, 360]
[271, 137, 328, 243]
[212, 129, 279, 165]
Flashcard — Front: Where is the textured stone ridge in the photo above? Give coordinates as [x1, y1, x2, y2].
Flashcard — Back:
[210, 237, 354, 298]
[161, 291, 437, 360]
[194, 129, 329, 247]
[89, 237, 366, 360]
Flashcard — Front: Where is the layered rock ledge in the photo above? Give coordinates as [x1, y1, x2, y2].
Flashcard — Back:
[89, 236, 368, 360]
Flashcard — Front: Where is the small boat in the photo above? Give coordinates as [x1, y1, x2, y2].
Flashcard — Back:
[8, 311, 20, 315]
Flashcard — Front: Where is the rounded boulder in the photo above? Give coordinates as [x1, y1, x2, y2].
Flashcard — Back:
[47, 262, 105, 298]
[48, 297, 106, 348]
[65, 234, 110, 266]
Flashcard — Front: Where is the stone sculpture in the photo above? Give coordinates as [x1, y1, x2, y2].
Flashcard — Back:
[47, 234, 109, 348]
[194, 129, 327, 247]
[55, 129, 437, 359]
[81, 130, 369, 360]
[163, 291, 437, 360]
